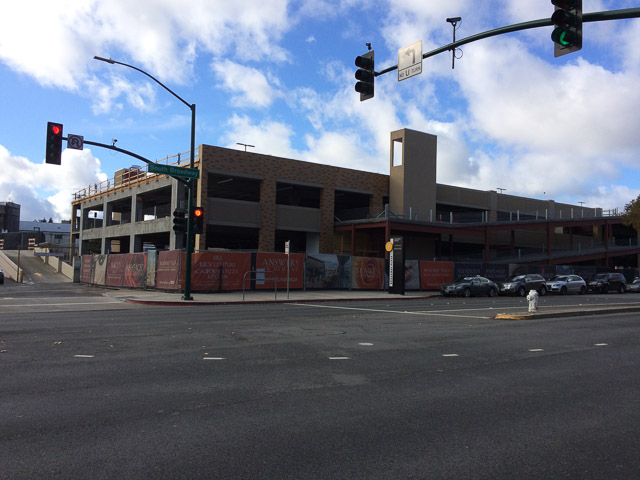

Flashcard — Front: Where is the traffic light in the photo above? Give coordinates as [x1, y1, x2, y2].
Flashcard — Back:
[354, 50, 375, 101]
[551, 0, 582, 57]
[191, 206, 204, 234]
[172, 208, 186, 233]
[46, 122, 63, 165]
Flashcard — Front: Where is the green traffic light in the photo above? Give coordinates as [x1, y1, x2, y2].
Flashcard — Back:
[552, 27, 576, 46]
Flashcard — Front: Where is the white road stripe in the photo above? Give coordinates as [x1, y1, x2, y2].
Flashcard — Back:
[1, 301, 123, 307]
[203, 357, 225, 360]
[295, 303, 491, 319]
[74, 354, 95, 358]
[442, 354, 459, 357]
[329, 357, 350, 360]
[594, 343, 608, 346]
[528, 349, 544, 352]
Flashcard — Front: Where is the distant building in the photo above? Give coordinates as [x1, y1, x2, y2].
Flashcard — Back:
[0, 202, 20, 232]
[19, 220, 71, 247]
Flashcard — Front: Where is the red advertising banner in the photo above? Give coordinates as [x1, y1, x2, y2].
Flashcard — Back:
[420, 261, 454, 290]
[105, 254, 125, 287]
[81, 255, 93, 284]
[255, 253, 304, 289]
[187, 251, 251, 291]
[156, 250, 181, 290]
[351, 256, 385, 290]
[122, 253, 147, 288]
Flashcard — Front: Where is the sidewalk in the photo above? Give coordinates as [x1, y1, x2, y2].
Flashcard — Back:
[103, 288, 436, 306]
[100, 288, 640, 320]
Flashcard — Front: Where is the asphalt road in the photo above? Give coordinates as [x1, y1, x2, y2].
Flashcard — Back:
[2, 296, 639, 479]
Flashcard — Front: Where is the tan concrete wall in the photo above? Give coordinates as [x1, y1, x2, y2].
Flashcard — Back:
[389, 129, 437, 219]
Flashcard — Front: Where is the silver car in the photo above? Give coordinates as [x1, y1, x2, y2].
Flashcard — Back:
[546, 275, 587, 295]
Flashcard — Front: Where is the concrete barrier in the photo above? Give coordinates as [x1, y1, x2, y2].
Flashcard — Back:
[0, 251, 23, 282]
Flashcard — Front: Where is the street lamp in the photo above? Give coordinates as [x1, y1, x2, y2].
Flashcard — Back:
[94, 56, 197, 300]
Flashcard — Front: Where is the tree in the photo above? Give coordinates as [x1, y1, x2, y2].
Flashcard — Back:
[621, 194, 640, 232]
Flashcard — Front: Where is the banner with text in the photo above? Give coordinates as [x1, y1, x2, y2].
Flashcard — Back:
[187, 251, 252, 291]
[255, 253, 304, 289]
[156, 250, 181, 290]
[81, 255, 93, 284]
[123, 253, 147, 288]
[105, 255, 125, 287]
[419, 261, 454, 290]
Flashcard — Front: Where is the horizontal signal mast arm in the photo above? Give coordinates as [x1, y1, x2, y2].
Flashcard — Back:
[375, 8, 640, 76]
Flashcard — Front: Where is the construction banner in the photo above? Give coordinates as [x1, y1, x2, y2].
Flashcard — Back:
[305, 254, 351, 289]
[80, 255, 93, 284]
[156, 250, 181, 290]
[105, 254, 125, 287]
[351, 256, 385, 290]
[255, 253, 304, 289]
[419, 261, 454, 290]
[93, 254, 107, 285]
[123, 253, 147, 288]
[187, 251, 251, 291]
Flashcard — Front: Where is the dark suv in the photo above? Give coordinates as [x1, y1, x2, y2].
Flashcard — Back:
[588, 272, 627, 294]
[498, 274, 547, 297]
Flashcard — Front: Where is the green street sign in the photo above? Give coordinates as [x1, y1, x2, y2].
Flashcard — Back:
[148, 163, 200, 179]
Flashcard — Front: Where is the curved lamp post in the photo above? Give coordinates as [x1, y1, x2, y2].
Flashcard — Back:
[94, 56, 197, 300]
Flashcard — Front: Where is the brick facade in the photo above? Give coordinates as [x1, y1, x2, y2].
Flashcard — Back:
[197, 145, 389, 253]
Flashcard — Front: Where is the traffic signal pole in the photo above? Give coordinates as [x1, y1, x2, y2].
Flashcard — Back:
[374, 7, 640, 77]
[94, 56, 197, 300]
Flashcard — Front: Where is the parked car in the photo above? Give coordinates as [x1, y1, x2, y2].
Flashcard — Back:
[441, 276, 498, 297]
[498, 274, 547, 297]
[0, 268, 4, 284]
[588, 272, 627, 294]
[626, 278, 640, 293]
[546, 275, 587, 295]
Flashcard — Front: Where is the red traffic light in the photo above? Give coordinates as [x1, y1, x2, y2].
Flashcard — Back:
[193, 207, 203, 217]
[52, 125, 62, 135]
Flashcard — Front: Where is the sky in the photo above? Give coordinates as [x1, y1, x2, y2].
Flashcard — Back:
[1, 0, 639, 223]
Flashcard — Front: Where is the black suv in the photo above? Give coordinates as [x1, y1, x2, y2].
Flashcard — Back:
[498, 274, 547, 296]
[588, 272, 627, 293]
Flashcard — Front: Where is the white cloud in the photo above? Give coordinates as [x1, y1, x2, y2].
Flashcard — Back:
[0, 144, 107, 222]
[220, 114, 299, 159]
[212, 60, 281, 108]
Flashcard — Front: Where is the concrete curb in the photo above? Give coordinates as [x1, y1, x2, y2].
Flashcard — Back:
[494, 306, 640, 320]
[124, 293, 440, 306]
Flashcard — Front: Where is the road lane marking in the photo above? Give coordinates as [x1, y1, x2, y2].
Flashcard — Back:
[1, 301, 123, 307]
[594, 343, 608, 346]
[442, 354, 459, 357]
[203, 357, 225, 360]
[329, 357, 350, 360]
[295, 303, 491, 319]
[528, 349, 544, 352]
[359, 343, 374, 346]
[74, 355, 95, 358]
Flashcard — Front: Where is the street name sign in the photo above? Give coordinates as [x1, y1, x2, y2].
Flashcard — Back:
[148, 163, 200, 179]
[398, 40, 423, 81]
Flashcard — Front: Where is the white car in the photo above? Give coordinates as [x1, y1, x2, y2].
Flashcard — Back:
[546, 275, 587, 295]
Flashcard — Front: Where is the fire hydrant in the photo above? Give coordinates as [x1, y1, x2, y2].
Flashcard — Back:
[527, 290, 539, 313]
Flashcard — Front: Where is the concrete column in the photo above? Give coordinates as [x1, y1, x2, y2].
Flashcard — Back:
[319, 185, 335, 253]
[259, 177, 276, 252]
